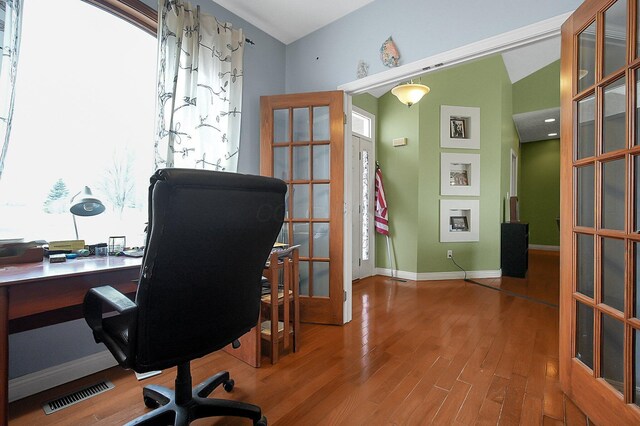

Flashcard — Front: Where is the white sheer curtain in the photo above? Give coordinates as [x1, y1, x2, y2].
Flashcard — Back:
[155, 0, 244, 172]
[0, 0, 23, 181]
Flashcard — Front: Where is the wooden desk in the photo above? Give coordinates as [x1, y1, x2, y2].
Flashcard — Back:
[0, 256, 142, 424]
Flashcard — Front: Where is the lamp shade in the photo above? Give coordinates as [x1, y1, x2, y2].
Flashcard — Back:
[70, 186, 105, 217]
[391, 83, 430, 107]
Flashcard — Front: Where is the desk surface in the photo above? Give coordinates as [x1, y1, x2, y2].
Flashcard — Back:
[0, 256, 142, 286]
[0, 256, 143, 423]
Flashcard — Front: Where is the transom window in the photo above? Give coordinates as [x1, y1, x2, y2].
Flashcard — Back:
[352, 110, 371, 138]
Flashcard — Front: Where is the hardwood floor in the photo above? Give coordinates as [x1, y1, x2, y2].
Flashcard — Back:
[9, 251, 589, 425]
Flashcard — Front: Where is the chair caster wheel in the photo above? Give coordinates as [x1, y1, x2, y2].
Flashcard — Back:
[223, 379, 235, 392]
[143, 396, 160, 409]
[255, 415, 267, 425]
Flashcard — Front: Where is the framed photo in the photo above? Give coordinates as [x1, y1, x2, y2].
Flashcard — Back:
[449, 216, 469, 231]
[450, 169, 468, 186]
[440, 105, 480, 149]
[440, 199, 479, 242]
[450, 118, 466, 139]
[440, 153, 480, 196]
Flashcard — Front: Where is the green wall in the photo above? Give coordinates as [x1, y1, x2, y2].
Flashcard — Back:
[519, 139, 560, 245]
[353, 93, 378, 117]
[512, 60, 560, 114]
[365, 55, 516, 273]
[501, 60, 520, 227]
[376, 92, 421, 272]
[513, 60, 560, 246]
[354, 56, 561, 273]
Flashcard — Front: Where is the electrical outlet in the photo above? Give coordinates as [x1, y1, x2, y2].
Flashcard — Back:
[447, 250, 453, 259]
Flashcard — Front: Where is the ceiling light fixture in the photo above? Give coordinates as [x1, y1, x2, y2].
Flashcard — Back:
[545, 118, 556, 123]
[391, 81, 430, 107]
[548, 132, 558, 137]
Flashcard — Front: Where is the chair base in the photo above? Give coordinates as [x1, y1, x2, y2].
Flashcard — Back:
[126, 368, 266, 426]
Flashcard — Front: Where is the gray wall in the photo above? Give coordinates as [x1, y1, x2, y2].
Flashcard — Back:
[9, 0, 285, 380]
[284, 0, 583, 93]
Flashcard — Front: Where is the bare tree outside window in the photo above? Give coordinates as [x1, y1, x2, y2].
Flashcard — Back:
[100, 149, 137, 216]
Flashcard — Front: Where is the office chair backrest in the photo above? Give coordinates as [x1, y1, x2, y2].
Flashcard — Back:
[133, 168, 286, 371]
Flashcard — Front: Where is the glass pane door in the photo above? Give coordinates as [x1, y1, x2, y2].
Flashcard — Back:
[261, 91, 344, 325]
[562, 0, 640, 422]
[275, 107, 331, 298]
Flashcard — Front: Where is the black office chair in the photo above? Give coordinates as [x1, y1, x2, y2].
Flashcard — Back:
[83, 168, 286, 425]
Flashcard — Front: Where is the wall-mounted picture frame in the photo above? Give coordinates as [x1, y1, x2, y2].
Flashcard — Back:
[440, 153, 480, 196]
[440, 105, 480, 149]
[440, 199, 479, 242]
[449, 215, 469, 231]
[450, 118, 466, 139]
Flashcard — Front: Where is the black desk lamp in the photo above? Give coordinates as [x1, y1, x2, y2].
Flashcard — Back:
[70, 186, 105, 240]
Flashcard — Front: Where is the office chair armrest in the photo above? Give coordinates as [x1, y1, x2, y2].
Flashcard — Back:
[83, 285, 137, 336]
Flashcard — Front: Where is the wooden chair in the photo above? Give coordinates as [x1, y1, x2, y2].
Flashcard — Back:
[260, 246, 300, 364]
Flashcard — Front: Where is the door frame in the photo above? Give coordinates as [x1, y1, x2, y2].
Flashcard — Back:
[338, 13, 571, 97]
[338, 12, 571, 291]
[510, 148, 518, 197]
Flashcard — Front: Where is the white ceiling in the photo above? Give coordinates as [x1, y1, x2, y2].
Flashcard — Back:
[501, 37, 560, 84]
[212, 0, 376, 45]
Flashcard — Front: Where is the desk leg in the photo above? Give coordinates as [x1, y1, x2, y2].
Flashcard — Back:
[0, 286, 8, 425]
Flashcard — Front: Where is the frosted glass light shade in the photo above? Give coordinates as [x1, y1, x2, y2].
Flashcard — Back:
[70, 186, 105, 216]
[391, 83, 430, 107]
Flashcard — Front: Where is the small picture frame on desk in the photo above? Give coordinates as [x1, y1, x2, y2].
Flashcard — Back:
[108, 236, 126, 255]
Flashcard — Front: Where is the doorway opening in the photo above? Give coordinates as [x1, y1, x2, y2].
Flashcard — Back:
[351, 107, 375, 281]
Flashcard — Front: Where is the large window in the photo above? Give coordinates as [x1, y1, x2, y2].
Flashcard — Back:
[0, 0, 156, 246]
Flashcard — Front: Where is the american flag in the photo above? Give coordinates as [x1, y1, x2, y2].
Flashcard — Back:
[375, 165, 389, 236]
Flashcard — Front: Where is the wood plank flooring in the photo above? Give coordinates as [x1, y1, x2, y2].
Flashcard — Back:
[8, 251, 590, 425]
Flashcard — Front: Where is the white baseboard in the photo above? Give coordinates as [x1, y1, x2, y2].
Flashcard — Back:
[375, 268, 502, 281]
[9, 350, 117, 402]
[373, 268, 419, 281]
[529, 244, 560, 251]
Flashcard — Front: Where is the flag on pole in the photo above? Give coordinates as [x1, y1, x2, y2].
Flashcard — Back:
[375, 165, 389, 235]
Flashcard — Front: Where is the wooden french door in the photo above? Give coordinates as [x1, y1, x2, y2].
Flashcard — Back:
[561, 0, 640, 423]
[260, 91, 344, 325]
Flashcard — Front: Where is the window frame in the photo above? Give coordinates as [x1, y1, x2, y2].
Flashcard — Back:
[0, 0, 159, 245]
[83, 0, 157, 35]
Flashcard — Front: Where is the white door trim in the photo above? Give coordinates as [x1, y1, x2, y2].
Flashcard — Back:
[339, 12, 569, 324]
[343, 95, 353, 323]
[510, 148, 518, 197]
[338, 12, 570, 96]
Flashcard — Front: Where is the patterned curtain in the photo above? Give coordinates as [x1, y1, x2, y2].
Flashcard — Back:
[155, 0, 244, 172]
[0, 0, 23, 181]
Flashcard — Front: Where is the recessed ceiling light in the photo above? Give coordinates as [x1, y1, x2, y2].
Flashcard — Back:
[548, 132, 558, 137]
[545, 118, 556, 123]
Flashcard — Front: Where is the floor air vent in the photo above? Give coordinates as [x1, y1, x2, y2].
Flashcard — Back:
[42, 380, 114, 415]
